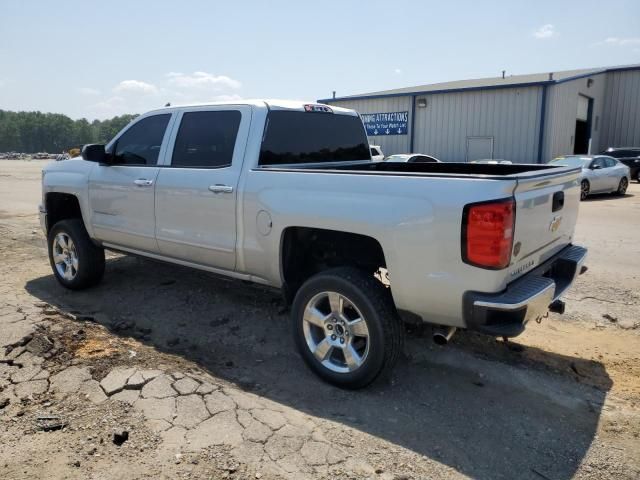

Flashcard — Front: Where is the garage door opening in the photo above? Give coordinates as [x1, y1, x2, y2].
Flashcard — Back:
[574, 94, 593, 154]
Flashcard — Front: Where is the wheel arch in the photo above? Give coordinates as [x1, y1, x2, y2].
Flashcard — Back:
[45, 192, 86, 234]
[279, 226, 388, 304]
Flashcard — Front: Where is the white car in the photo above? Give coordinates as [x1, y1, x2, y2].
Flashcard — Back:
[369, 145, 384, 162]
[471, 159, 513, 165]
[384, 153, 440, 163]
[550, 155, 630, 200]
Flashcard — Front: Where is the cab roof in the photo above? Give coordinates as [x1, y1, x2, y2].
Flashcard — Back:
[145, 99, 358, 116]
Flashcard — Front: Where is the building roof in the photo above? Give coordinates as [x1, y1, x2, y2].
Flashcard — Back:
[320, 64, 640, 102]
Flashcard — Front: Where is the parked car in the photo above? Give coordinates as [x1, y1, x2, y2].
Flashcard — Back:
[370, 145, 384, 162]
[40, 100, 586, 388]
[600, 147, 640, 182]
[471, 159, 513, 164]
[550, 155, 630, 200]
[384, 153, 440, 163]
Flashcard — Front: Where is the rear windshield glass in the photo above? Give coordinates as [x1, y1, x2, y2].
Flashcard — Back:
[603, 149, 640, 158]
[603, 150, 624, 158]
[550, 157, 589, 168]
[259, 111, 370, 166]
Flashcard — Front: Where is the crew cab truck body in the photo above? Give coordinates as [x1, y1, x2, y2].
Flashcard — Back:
[40, 100, 587, 388]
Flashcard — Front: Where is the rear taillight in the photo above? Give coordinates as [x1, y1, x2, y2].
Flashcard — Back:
[462, 199, 515, 269]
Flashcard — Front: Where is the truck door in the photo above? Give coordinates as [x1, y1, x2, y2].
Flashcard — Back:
[88, 113, 173, 252]
[154, 106, 251, 271]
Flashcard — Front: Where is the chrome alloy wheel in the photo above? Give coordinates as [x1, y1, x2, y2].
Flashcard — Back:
[52, 233, 78, 281]
[618, 177, 628, 195]
[302, 291, 370, 373]
[580, 180, 590, 200]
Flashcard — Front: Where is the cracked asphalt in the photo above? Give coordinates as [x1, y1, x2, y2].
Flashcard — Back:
[1, 159, 639, 479]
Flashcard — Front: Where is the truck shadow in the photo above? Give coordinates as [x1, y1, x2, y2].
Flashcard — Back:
[25, 254, 611, 480]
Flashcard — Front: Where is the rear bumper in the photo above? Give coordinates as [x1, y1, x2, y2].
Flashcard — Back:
[463, 245, 587, 337]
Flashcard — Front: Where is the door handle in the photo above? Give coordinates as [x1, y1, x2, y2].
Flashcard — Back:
[208, 184, 234, 194]
[134, 179, 154, 187]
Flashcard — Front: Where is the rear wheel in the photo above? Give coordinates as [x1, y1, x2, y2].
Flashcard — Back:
[291, 267, 403, 389]
[48, 219, 105, 289]
[580, 180, 590, 201]
[617, 177, 628, 195]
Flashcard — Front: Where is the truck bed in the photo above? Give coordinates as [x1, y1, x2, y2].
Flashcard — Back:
[264, 161, 577, 179]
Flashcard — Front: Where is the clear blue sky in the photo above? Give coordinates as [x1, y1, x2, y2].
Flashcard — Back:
[1, 0, 639, 119]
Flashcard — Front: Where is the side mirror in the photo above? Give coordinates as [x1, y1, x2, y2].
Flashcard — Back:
[81, 144, 107, 163]
[592, 164, 602, 170]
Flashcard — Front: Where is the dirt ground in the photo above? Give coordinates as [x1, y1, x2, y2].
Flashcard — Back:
[0, 159, 639, 480]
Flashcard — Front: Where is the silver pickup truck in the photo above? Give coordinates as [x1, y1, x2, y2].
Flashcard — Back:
[40, 100, 587, 388]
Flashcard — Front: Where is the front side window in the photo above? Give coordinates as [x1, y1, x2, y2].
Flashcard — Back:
[591, 158, 607, 169]
[172, 111, 241, 168]
[259, 111, 370, 166]
[112, 114, 171, 165]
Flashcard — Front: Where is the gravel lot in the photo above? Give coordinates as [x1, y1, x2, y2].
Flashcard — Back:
[1, 159, 639, 480]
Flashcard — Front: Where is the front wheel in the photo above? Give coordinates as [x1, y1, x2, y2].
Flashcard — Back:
[580, 180, 590, 201]
[48, 219, 105, 290]
[291, 267, 403, 389]
[616, 177, 628, 195]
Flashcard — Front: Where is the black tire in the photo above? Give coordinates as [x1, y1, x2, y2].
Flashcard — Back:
[48, 219, 105, 290]
[291, 267, 403, 389]
[580, 180, 590, 201]
[636, 171, 640, 183]
[616, 177, 628, 196]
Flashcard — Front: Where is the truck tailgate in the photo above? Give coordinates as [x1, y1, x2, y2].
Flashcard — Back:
[509, 167, 581, 281]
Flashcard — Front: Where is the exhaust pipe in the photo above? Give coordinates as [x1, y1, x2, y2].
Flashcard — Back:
[549, 299, 565, 314]
[433, 326, 457, 346]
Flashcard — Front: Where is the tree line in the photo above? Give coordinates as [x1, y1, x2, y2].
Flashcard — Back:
[0, 110, 138, 153]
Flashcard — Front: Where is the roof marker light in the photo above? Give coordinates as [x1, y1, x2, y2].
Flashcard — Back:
[304, 104, 333, 113]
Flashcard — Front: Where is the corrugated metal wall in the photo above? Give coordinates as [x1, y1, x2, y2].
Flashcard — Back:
[327, 68, 639, 163]
[329, 87, 542, 163]
[327, 96, 412, 156]
[600, 69, 640, 148]
[412, 87, 542, 163]
[542, 73, 607, 161]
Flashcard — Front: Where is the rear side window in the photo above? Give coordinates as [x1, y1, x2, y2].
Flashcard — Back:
[259, 111, 370, 166]
[172, 111, 241, 168]
[113, 114, 171, 166]
[604, 157, 617, 167]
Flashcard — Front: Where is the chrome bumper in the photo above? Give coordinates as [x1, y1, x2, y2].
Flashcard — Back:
[463, 245, 588, 337]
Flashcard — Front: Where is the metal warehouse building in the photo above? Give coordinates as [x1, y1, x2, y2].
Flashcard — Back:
[320, 64, 640, 163]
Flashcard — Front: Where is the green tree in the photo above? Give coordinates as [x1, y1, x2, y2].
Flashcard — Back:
[0, 110, 138, 153]
[0, 112, 21, 151]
